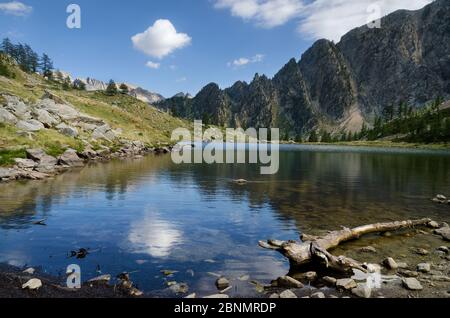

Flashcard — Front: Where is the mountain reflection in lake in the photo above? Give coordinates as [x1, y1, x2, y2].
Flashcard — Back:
[0, 145, 449, 297]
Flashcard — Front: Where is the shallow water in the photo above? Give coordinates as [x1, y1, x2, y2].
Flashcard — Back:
[0, 145, 449, 297]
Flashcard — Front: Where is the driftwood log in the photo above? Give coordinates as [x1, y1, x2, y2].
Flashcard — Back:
[259, 218, 434, 273]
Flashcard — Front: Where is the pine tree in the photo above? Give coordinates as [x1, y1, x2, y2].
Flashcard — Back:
[308, 130, 318, 143]
[40, 53, 54, 79]
[1, 38, 14, 56]
[105, 80, 118, 96]
[62, 77, 71, 90]
[119, 83, 129, 94]
[72, 79, 86, 90]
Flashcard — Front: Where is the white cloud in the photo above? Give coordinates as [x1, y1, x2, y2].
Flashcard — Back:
[297, 0, 433, 42]
[176, 77, 187, 82]
[146, 61, 160, 69]
[215, 0, 303, 28]
[0, 1, 32, 16]
[214, 0, 433, 41]
[228, 54, 265, 68]
[131, 19, 192, 59]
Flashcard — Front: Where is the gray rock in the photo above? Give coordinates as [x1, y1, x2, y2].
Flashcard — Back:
[417, 263, 431, 273]
[269, 293, 280, 298]
[292, 271, 317, 282]
[169, 283, 189, 294]
[56, 123, 79, 137]
[279, 290, 298, 299]
[4, 95, 31, 119]
[428, 221, 440, 229]
[383, 257, 398, 270]
[322, 276, 337, 286]
[0, 108, 18, 124]
[397, 262, 409, 269]
[434, 227, 450, 241]
[203, 294, 230, 299]
[398, 270, 419, 278]
[351, 283, 372, 298]
[359, 246, 377, 253]
[16, 119, 44, 132]
[215, 277, 230, 290]
[436, 194, 447, 201]
[14, 158, 37, 169]
[36, 98, 80, 121]
[336, 278, 357, 290]
[92, 124, 116, 141]
[58, 149, 84, 167]
[402, 278, 423, 291]
[311, 292, 326, 299]
[275, 276, 304, 288]
[33, 108, 59, 127]
[415, 248, 429, 256]
[437, 246, 449, 254]
[0, 167, 17, 179]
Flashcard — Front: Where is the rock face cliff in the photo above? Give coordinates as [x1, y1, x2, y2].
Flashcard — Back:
[157, 0, 450, 138]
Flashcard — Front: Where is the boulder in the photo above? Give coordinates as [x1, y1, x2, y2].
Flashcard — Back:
[336, 278, 357, 290]
[279, 290, 298, 298]
[351, 283, 372, 298]
[92, 124, 117, 141]
[58, 149, 84, 167]
[383, 257, 398, 270]
[36, 98, 80, 121]
[322, 276, 337, 286]
[0, 167, 17, 180]
[428, 221, 440, 229]
[435, 227, 450, 241]
[56, 123, 79, 137]
[402, 278, 423, 291]
[26, 149, 57, 172]
[33, 108, 59, 127]
[3, 95, 31, 119]
[417, 263, 431, 273]
[169, 283, 189, 294]
[22, 278, 42, 290]
[14, 158, 37, 169]
[275, 276, 304, 288]
[215, 277, 230, 290]
[0, 108, 18, 124]
[292, 271, 317, 282]
[399, 270, 419, 278]
[16, 119, 44, 132]
[311, 292, 325, 298]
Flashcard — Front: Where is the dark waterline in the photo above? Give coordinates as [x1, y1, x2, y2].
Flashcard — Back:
[0, 145, 449, 297]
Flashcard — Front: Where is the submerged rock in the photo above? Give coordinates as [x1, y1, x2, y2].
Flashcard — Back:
[359, 246, 377, 253]
[434, 227, 450, 241]
[402, 278, 423, 291]
[216, 277, 230, 290]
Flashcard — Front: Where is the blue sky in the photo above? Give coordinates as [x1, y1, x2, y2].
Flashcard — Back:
[0, 0, 432, 97]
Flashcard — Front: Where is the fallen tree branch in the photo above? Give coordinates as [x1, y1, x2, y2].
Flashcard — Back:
[259, 218, 433, 273]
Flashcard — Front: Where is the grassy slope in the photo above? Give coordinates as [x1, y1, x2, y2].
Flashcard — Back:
[0, 63, 190, 165]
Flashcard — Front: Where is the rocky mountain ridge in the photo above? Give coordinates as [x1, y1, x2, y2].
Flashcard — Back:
[157, 0, 450, 138]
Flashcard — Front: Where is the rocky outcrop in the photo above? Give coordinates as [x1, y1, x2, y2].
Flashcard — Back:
[156, 0, 450, 137]
[129, 87, 164, 105]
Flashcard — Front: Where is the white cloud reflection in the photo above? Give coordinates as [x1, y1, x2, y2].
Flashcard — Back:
[128, 210, 182, 258]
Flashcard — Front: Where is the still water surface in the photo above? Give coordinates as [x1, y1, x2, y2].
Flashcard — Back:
[0, 145, 449, 296]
